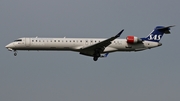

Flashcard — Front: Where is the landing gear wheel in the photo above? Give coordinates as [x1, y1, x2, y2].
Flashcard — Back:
[14, 52, 17, 56]
[93, 57, 98, 61]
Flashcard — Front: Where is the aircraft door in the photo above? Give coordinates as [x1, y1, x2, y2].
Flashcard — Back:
[25, 38, 31, 47]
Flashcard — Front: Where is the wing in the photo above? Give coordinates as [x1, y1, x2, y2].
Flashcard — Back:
[80, 29, 124, 56]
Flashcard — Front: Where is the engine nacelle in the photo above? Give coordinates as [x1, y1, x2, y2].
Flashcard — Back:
[126, 36, 142, 44]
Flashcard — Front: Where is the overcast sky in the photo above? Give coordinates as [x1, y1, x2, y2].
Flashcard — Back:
[1, 0, 180, 101]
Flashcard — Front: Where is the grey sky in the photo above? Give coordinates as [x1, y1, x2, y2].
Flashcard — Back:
[1, 0, 180, 101]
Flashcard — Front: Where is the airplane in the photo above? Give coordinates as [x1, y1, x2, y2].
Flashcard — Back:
[5, 25, 174, 61]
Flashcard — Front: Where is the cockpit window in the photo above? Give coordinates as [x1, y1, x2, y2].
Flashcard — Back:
[14, 39, 22, 42]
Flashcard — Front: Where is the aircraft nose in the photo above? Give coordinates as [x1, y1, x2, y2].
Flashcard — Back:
[5, 43, 14, 51]
[6, 43, 11, 48]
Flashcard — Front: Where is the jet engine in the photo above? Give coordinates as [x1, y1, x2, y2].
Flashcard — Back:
[126, 36, 142, 44]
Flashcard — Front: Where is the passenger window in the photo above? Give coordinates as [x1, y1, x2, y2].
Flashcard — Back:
[32, 40, 34, 42]
[54, 40, 56, 42]
[58, 40, 60, 42]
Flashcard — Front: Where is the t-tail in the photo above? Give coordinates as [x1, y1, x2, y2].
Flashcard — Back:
[141, 25, 175, 42]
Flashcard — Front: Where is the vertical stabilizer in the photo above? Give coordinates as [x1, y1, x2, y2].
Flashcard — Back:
[141, 26, 174, 42]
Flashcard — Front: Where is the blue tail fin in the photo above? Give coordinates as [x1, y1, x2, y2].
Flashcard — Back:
[141, 26, 172, 42]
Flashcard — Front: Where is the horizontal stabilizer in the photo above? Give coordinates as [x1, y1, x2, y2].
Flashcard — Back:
[157, 25, 175, 34]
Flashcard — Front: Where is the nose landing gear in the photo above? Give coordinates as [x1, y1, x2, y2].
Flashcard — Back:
[14, 51, 17, 56]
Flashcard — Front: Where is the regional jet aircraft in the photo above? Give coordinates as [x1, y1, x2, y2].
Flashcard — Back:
[5, 26, 174, 61]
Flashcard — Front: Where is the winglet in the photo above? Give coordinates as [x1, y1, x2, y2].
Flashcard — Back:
[115, 29, 124, 38]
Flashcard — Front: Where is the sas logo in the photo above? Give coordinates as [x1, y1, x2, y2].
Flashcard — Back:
[148, 34, 162, 40]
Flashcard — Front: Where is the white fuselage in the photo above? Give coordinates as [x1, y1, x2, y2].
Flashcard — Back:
[6, 37, 161, 53]
[5, 26, 172, 61]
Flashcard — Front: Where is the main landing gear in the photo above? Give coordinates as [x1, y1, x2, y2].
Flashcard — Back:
[93, 50, 100, 61]
[93, 57, 98, 61]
